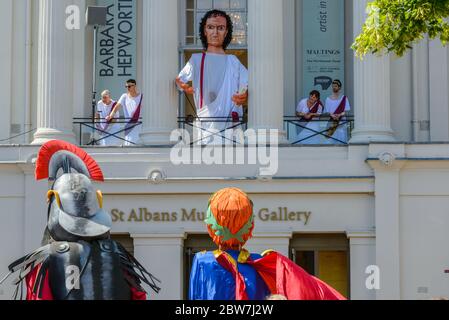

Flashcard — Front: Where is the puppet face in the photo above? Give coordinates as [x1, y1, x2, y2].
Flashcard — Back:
[204, 16, 228, 49]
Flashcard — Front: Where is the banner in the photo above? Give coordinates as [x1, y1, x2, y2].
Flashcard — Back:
[95, 0, 137, 103]
[303, 0, 345, 99]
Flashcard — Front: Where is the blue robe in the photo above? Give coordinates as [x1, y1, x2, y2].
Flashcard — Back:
[189, 250, 270, 300]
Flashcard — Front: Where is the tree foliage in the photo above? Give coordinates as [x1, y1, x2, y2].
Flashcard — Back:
[353, 0, 449, 57]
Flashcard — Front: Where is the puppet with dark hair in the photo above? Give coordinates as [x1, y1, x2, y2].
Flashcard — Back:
[176, 10, 248, 145]
[0, 140, 161, 300]
[189, 188, 346, 300]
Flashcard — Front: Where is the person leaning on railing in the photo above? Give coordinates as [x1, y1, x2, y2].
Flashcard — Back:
[295, 90, 324, 144]
[324, 79, 351, 144]
[95, 90, 121, 146]
[105, 79, 143, 146]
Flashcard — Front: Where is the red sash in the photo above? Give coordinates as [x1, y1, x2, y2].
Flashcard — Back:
[125, 94, 143, 136]
[333, 96, 347, 115]
[326, 96, 347, 137]
[303, 101, 323, 123]
[200, 52, 206, 110]
[96, 102, 117, 132]
[214, 252, 249, 300]
[105, 102, 118, 124]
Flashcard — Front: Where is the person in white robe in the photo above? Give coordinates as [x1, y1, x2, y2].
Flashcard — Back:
[176, 10, 248, 145]
[95, 90, 121, 146]
[295, 90, 324, 144]
[106, 79, 143, 146]
[324, 80, 351, 144]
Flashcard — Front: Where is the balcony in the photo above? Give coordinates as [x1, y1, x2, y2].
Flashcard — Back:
[73, 116, 354, 146]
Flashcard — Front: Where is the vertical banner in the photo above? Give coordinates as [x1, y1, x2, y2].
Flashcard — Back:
[96, 0, 137, 104]
[303, 0, 344, 99]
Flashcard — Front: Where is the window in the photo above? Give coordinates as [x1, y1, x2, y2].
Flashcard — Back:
[184, 0, 248, 47]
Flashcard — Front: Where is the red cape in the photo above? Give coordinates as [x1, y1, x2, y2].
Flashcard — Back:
[249, 251, 346, 300]
[216, 250, 346, 300]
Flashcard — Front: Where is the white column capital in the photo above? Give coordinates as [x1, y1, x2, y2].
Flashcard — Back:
[346, 230, 376, 245]
[346, 230, 376, 239]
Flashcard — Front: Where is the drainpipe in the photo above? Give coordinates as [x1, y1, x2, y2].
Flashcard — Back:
[412, 37, 430, 142]
[24, 0, 32, 144]
[412, 52, 419, 142]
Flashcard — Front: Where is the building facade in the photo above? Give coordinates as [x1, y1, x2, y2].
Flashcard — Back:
[1, 0, 449, 300]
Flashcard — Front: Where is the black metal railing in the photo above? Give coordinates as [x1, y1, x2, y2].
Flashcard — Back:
[178, 116, 248, 145]
[73, 118, 142, 146]
[284, 115, 355, 145]
[73, 116, 354, 146]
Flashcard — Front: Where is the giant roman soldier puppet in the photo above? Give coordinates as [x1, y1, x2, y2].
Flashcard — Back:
[0, 140, 161, 300]
[189, 187, 346, 300]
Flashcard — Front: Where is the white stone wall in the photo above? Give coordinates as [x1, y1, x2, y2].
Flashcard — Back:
[1, 0, 449, 301]
[0, 144, 448, 299]
[1, 0, 448, 144]
[400, 168, 449, 299]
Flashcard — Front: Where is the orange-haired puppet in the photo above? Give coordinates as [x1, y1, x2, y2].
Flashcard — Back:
[189, 188, 346, 300]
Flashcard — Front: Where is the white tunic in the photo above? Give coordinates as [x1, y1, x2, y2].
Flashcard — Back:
[295, 98, 324, 145]
[324, 95, 351, 144]
[96, 100, 121, 146]
[118, 93, 143, 145]
[178, 53, 248, 144]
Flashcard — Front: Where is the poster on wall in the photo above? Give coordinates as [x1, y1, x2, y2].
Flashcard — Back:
[95, 0, 137, 105]
[303, 0, 345, 100]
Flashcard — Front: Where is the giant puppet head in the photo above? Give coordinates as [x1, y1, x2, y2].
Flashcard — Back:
[35, 140, 111, 242]
[204, 188, 254, 250]
[199, 10, 234, 50]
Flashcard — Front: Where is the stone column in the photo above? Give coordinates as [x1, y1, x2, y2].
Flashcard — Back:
[131, 233, 185, 300]
[368, 152, 405, 300]
[139, 0, 178, 146]
[32, 0, 76, 145]
[350, 0, 395, 143]
[346, 231, 376, 300]
[246, 0, 287, 143]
